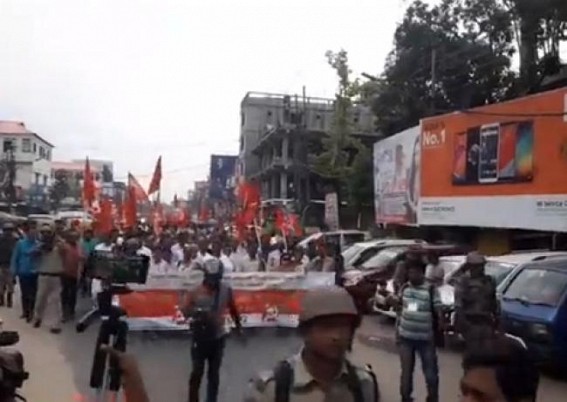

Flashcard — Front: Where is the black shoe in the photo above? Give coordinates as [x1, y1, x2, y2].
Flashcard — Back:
[33, 319, 41, 328]
[26, 315, 33, 323]
[50, 328, 61, 334]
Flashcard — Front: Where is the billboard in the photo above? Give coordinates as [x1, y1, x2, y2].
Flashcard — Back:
[373, 126, 420, 225]
[419, 88, 567, 231]
[209, 154, 237, 200]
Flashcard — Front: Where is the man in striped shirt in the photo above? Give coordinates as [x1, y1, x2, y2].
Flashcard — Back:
[390, 261, 443, 402]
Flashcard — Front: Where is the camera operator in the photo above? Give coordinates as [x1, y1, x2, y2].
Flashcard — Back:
[32, 224, 65, 333]
[182, 257, 243, 402]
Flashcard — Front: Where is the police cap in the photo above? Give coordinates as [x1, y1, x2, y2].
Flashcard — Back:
[299, 286, 359, 324]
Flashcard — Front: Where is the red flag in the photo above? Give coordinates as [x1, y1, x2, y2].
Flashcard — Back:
[128, 173, 149, 202]
[94, 197, 113, 236]
[123, 186, 137, 229]
[82, 158, 96, 208]
[151, 204, 164, 235]
[148, 156, 162, 195]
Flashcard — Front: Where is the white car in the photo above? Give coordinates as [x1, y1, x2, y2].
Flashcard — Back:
[372, 250, 567, 319]
[342, 238, 426, 269]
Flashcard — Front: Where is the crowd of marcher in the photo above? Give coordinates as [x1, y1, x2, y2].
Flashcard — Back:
[0, 218, 544, 402]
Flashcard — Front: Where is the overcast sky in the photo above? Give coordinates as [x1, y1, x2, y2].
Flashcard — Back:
[0, 0, 409, 200]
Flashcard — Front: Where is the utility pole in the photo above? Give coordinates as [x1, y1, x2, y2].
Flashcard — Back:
[430, 48, 437, 115]
[5, 143, 16, 214]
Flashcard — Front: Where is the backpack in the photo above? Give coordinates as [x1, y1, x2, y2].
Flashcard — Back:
[190, 288, 221, 343]
[273, 359, 379, 402]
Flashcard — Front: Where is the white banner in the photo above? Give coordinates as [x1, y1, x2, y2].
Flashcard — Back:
[419, 195, 567, 231]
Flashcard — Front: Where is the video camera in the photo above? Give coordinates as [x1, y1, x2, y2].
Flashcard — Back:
[89, 251, 150, 285]
[0, 329, 28, 402]
[76, 251, 150, 399]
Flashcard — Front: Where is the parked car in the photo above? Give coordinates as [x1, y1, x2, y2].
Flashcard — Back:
[500, 256, 567, 370]
[345, 243, 467, 313]
[342, 238, 426, 269]
[372, 251, 567, 346]
[297, 230, 368, 252]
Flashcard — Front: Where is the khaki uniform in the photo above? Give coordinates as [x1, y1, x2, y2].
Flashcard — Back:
[244, 352, 377, 402]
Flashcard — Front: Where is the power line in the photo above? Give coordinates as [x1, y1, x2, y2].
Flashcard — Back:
[113, 163, 209, 181]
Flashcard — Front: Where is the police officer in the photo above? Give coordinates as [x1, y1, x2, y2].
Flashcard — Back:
[0, 222, 18, 307]
[454, 251, 499, 348]
[245, 286, 379, 402]
[183, 256, 242, 402]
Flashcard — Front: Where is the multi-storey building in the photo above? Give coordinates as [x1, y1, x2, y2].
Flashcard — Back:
[239, 92, 379, 215]
[0, 121, 54, 206]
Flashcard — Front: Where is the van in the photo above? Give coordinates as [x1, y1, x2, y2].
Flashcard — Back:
[499, 256, 567, 369]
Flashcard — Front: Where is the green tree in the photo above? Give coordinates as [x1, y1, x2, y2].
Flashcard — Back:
[310, 49, 374, 224]
[370, 0, 518, 136]
[503, 0, 567, 91]
[49, 170, 70, 211]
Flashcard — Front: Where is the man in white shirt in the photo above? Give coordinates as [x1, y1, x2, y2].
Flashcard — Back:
[170, 231, 188, 267]
[150, 249, 174, 274]
[220, 244, 235, 273]
[266, 237, 283, 272]
[236, 243, 261, 272]
[425, 251, 444, 287]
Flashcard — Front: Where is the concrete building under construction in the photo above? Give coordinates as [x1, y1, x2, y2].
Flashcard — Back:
[238, 91, 379, 222]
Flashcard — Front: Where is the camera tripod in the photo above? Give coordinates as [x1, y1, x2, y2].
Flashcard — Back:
[76, 285, 131, 402]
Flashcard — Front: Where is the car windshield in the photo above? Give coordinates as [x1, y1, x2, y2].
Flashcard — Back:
[485, 262, 516, 286]
[342, 244, 364, 266]
[361, 247, 406, 270]
[504, 267, 567, 307]
[343, 233, 365, 247]
[439, 260, 463, 281]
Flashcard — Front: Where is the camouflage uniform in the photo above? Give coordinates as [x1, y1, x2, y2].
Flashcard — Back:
[244, 351, 377, 402]
[454, 253, 498, 347]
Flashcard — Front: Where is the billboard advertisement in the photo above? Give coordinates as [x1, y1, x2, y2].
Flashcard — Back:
[209, 154, 237, 200]
[419, 88, 567, 231]
[373, 126, 420, 225]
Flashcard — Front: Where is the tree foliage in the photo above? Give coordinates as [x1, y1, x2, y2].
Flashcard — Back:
[371, 0, 518, 136]
[310, 49, 374, 215]
[49, 170, 70, 211]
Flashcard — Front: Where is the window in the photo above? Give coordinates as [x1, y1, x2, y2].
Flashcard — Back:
[35, 173, 40, 184]
[46, 149, 51, 160]
[39, 146, 45, 158]
[241, 112, 245, 127]
[22, 139, 31, 153]
[43, 175, 48, 186]
[33, 143, 37, 153]
[504, 266, 567, 307]
[3, 140, 13, 152]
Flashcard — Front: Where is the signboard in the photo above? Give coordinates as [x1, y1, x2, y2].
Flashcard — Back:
[324, 192, 339, 230]
[373, 126, 420, 225]
[209, 154, 237, 200]
[418, 88, 567, 231]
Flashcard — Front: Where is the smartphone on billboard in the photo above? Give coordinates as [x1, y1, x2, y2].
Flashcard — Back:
[465, 126, 480, 184]
[498, 122, 517, 180]
[452, 131, 467, 183]
[478, 124, 500, 183]
[516, 121, 534, 181]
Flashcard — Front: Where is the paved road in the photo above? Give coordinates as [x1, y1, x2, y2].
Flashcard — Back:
[3, 300, 567, 402]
